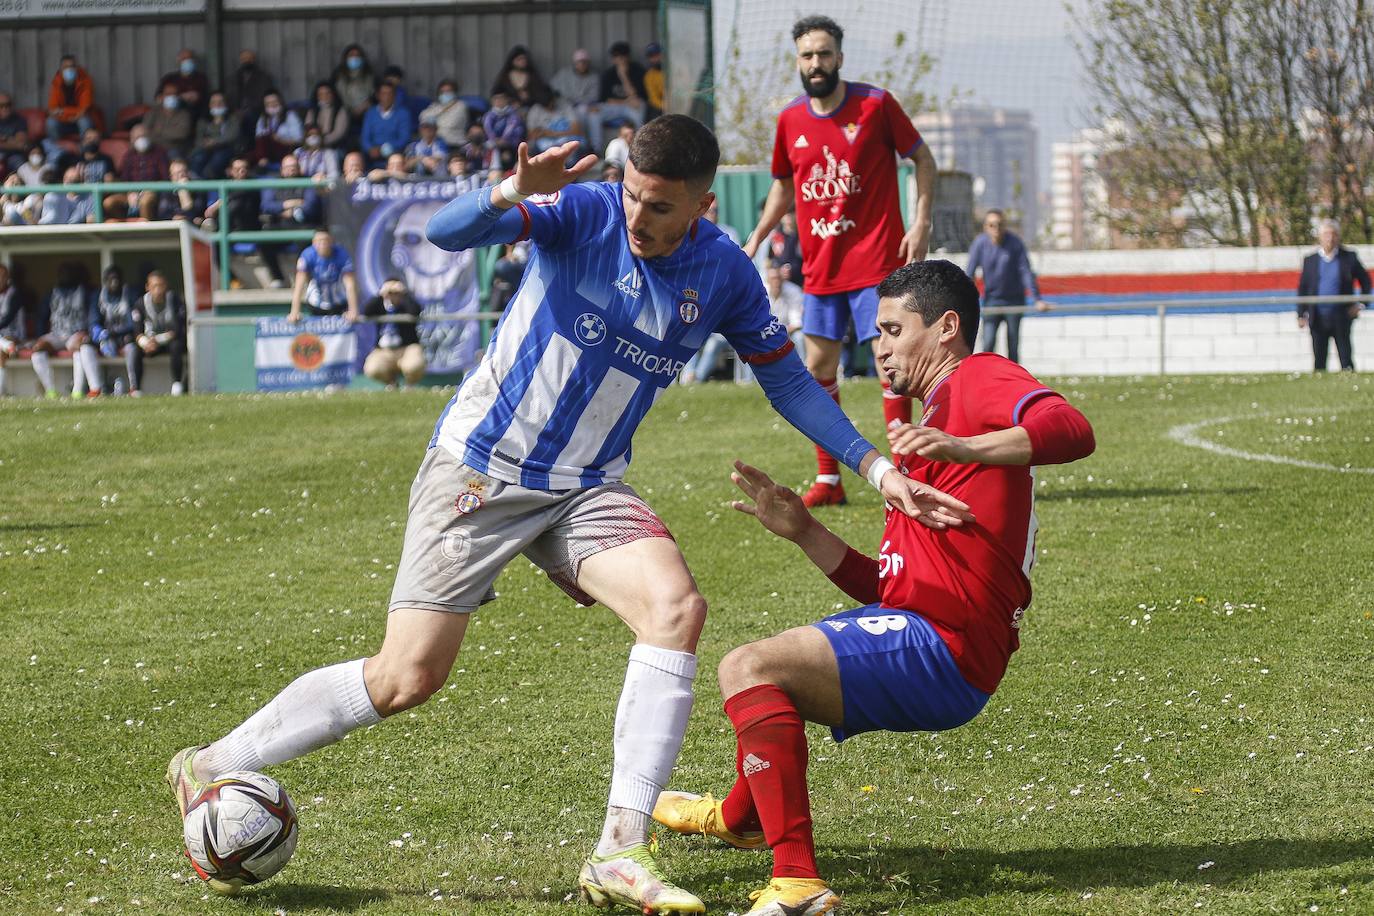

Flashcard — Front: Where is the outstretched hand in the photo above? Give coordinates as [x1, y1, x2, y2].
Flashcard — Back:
[730, 460, 813, 542]
[512, 141, 598, 196]
[877, 467, 976, 530]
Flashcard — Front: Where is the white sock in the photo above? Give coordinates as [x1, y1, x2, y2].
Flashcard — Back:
[69, 348, 85, 396]
[31, 351, 54, 391]
[815, 473, 841, 485]
[597, 644, 696, 855]
[196, 658, 381, 779]
[79, 345, 101, 393]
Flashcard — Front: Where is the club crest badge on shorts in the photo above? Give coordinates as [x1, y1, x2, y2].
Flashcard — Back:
[455, 492, 483, 515]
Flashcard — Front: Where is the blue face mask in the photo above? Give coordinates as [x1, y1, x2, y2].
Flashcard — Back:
[62, 67, 77, 83]
[439, 92, 457, 105]
[163, 95, 179, 109]
[179, 59, 195, 75]
[346, 56, 363, 71]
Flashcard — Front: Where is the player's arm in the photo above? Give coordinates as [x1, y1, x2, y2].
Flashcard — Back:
[426, 141, 596, 251]
[731, 460, 881, 605]
[742, 177, 794, 260]
[899, 143, 936, 264]
[889, 394, 1096, 466]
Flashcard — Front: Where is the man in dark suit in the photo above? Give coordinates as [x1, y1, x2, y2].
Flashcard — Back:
[1298, 219, 1369, 371]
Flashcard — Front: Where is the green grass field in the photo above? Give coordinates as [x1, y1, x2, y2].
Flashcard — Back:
[2, 372, 1372, 915]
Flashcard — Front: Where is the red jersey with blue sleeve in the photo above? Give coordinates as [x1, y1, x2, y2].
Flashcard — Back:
[879, 354, 1060, 693]
[770, 83, 923, 296]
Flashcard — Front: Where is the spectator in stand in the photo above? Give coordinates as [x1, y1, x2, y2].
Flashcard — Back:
[361, 83, 413, 167]
[597, 42, 646, 141]
[367, 151, 413, 183]
[482, 90, 524, 170]
[0, 93, 30, 172]
[491, 46, 550, 109]
[161, 49, 210, 118]
[406, 118, 448, 176]
[2, 147, 52, 224]
[119, 125, 171, 220]
[362, 277, 426, 387]
[341, 150, 366, 183]
[253, 91, 304, 168]
[46, 54, 96, 143]
[643, 43, 665, 119]
[332, 44, 378, 124]
[1298, 218, 1370, 372]
[526, 89, 587, 155]
[965, 209, 1048, 364]
[289, 227, 358, 322]
[445, 151, 482, 191]
[551, 50, 601, 140]
[457, 123, 492, 172]
[204, 157, 288, 287]
[600, 160, 623, 183]
[295, 125, 339, 179]
[32, 262, 100, 399]
[261, 153, 322, 225]
[766, 210, 804, 282]
[603, 123, 633, 168]
[73, 127, 117, 183]
[0, 263, 30, 396]
[420, 80, 467, 147]
[39, 165, 95, 225]
[705, 198, 740, 244]
[488, 239, 529, 312]
[92, 265, 140, 395]
[305, 82, 351, 151]
[766, 262, 806, 352]
[132, 270, 187, 395]
[380, 66, 411, 109]
[190, 92, 240, 179]
[143, 80, 195, 159]
[158, 158, 206, 222]
[229, 49, 274, 124]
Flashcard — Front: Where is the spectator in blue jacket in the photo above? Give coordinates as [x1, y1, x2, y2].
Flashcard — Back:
[481, 89, 525, 170]
[965, 209, 1049, 364]
[1297, 219, 1369, 371]
[361, 83, 413, 167]
[260, 153, 322, 226]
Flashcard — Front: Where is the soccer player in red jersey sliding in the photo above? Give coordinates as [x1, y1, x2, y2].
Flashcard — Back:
[743, 14, 938, 508]
[653, 260, 1096, 915]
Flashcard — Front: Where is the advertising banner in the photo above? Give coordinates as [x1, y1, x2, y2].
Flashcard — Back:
[255, 315, 357, 391]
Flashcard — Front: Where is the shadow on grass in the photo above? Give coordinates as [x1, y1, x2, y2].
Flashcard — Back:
[1036, 485, 1259, 502]
[254, 883, 395, 910]
[0, 521, 100, 532]
[809, 836, 1374, 901]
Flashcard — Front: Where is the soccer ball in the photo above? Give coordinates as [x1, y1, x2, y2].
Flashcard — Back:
[182, 771, 298, 895]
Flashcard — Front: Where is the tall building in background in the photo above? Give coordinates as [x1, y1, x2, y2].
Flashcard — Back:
[1050, 127, 1109, 250]
[913, 105, 1038, 244]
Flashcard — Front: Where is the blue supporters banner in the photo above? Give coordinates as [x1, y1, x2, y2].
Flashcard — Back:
[328, 178, 483, 376]
[255, 316, 358, 390]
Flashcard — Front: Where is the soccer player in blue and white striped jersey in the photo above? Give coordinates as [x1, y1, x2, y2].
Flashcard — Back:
[167, 116, 971, 913]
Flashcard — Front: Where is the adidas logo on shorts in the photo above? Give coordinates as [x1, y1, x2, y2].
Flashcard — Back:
[826, 620, 848, 632]
[742, 753, 771, 777]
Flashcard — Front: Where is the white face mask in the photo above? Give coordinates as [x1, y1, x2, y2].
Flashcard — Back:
[133, 137, 151, 153]
[306, 135, 322, 147]
[265, 105, 282, 117]
[29, 153, 44, 167]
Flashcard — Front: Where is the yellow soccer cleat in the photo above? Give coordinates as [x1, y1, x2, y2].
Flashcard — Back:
[745, 877, 840, 915]
[165, 745, 208, 820]
[653, 791, 767, 850]
[577, 842, 705, 914]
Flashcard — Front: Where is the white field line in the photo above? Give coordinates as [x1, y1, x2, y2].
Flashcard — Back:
[1167, 410, 1374, 475]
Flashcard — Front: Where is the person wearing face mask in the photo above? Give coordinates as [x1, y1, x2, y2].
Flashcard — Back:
[142, 81, 195, 159]
[361, 277, 426, 387]
[304, 82, 351, 150]
[161, 49, 210, 119]
[420, 79, 468, 147]
[261, 153, 322, 225]
[118, 125, 170, 220]
[361, 83, 413, 168]
[46, 54, 95, 143]
[294, 125, 339, 179]
[1, 146, 52, 225]
[331, 44, 378, 123]
[253, 91, 304, 169]
[490, 45, 550, 109]
[191, 92, 241, 179]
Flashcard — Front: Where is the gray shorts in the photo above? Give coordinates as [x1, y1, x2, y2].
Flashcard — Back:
[389, 446, 673, 613]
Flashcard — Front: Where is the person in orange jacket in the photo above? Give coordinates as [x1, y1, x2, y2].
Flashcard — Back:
[47, 54, 96, 143]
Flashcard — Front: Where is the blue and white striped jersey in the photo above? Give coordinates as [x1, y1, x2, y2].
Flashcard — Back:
[429, 182, 796, 490]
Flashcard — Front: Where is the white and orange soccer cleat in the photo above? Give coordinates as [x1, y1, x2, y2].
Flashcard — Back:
[744, 877, 840, 915]
[577, 843, 705, 914]
[653, 791, 766, 850]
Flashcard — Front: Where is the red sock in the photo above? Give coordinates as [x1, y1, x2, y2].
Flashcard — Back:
[724, 684, 817, 879]
[881, 379, 912, 432]
[720, 741, 761, 834]
[814, 378, 841, 480]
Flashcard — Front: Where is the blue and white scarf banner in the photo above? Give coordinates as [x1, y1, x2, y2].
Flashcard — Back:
[254, 316, 358, 390]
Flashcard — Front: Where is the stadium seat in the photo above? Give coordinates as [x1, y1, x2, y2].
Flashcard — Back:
[100, 138, 129, 164]
[19, 108, 45, 140]
[112, 104, 150, 138]
[462, 95, 490, 116]
[405, 95, 431, 122]
[90, 106, 108, 135]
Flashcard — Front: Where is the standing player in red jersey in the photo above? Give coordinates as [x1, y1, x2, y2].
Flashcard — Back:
[652, 261, 1095, 916]
[743, 14, 938, 508]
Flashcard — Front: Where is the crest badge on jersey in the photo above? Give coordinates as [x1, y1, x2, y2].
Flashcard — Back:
[842, 122, 860, 143]
[527, 191, 561, 207]
[678, 301, 700, 324]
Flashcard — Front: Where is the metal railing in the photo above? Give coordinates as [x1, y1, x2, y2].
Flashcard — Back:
[1, 177, 328, 288]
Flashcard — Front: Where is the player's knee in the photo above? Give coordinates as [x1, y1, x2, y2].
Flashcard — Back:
[365, 656, 447, 716]
[717, 643, 768, 697]
[645, 590, 707, 649]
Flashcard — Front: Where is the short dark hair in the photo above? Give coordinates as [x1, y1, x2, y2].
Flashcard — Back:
[628, 114, 719, 190]
[792, 15, 843, 48]
[876, 260, 980, 350]
[609, 41, 632, 58]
